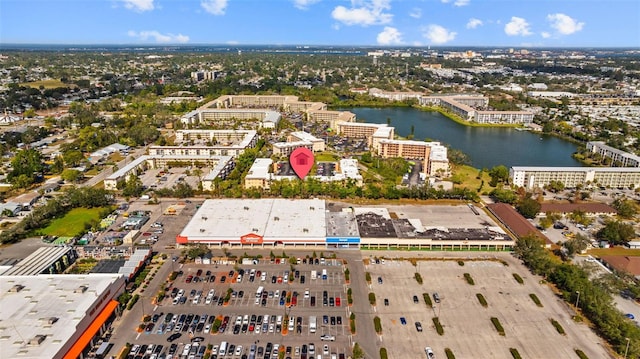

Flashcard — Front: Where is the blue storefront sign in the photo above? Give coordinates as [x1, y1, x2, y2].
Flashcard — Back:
[326, 237, 360, 244]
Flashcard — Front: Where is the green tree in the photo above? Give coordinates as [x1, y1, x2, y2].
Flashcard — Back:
[597, 220, 636, 246]
[50, 156, 65, 174]
[122, 174, 144, 198]
[612, 198, 637, 218]
[488, 165, 509, 187]
[516, 197, 542, 219]
[562, 233, 590, 258]
[61, 169, 83, 183]
[8, 149, 44, 187]
[62, 150, 85, 167]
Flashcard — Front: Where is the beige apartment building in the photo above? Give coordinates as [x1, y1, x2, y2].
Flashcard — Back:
[272, 141, 314, 157]
[377, 139, 450, 176]
[307, 110, 356, 128]
[288, 131, 325, 152]
[336, 122, 395, 146]
[510, 166, 640, 189]
[586, 141, 640, 167]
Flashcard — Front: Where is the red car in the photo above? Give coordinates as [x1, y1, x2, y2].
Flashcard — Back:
[335, 297, 341, 307]
[185, 275, 193, 283]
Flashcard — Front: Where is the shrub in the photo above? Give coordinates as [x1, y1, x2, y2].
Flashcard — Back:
[423, 293, 433, 307]
[415, 272, 423, 284]
[457, 260, 465, 266]
[379, 348, 388, 359]
[212, 318, 222, 333]
[550, 318, 565, 335]
[445, 348, 456, 359]
[432, 317, 444, 335]
[350, 317, 356, 334]
[575, 349, 589, 359]
[365, 272, 371, 283]
[374, 316, 382, 334]
[476, 293, 488, 307]
[509, 348, 522, 359]
[513, 273, 524, 284]
[369, 292, 376, 306]
[529, 293, 543, 307]
[464, 273, 475, 285]
[126, 294, 140, 310]
[491, 317, 505, 336]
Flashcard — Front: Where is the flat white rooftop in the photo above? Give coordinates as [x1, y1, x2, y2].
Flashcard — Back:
[0, 274, 124, 359]
[179, 199, 326, 241]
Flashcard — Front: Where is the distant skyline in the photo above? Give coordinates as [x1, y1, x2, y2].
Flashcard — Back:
[1, 0, 639, 47]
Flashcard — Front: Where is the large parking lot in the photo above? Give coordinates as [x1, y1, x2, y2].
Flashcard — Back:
[125, 256, 351, 359]
[365, 254, 610, 359]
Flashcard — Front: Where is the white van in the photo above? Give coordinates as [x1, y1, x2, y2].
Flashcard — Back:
[236, 274, 242, 283]
[219, 341, 228, 356]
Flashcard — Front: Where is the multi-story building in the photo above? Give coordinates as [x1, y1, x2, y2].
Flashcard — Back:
[336, 122, 395, 147]
[510, 166, 640, 189]
[181, 109, 281, 129]
[586, 141, 640, 167]
[272, 141, 314, 157]
[307, 110, 355, 128]
[418, 95, 533, 124]
[287, 131, 325, 152]
[376, 139, 450, 176]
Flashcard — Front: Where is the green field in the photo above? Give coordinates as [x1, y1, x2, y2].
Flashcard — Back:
[40, 207, 108, 237]
[20, 79, 68, 89]
[450, 165, 494, 191]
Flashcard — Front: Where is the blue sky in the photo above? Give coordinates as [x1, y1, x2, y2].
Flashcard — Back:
[1, 0, 639, 47]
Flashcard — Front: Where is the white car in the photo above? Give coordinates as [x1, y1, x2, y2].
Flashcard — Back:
[323, 345, 329, 355]
[425, 347, 435, 358]
[235, 345, 243, 356]
[320, 334, 335, 341]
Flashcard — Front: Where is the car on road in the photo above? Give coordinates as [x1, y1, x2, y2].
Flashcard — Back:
[425, 347, 435, 358]
[625, 313, 635, 320]
[413, 295, 419, 303]
[378, 276, 383, 284]
[400, 317, 407, 325]
[415, 321, 423, 332]
[384, 298, 389, 306]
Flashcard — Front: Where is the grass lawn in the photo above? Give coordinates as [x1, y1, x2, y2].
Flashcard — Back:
[20, 79, 68, 89]
[315, 152, 340, 162]
[450, 165, 494, 192]
[588, 248, 640, 257]
[40, 207, 108, 237]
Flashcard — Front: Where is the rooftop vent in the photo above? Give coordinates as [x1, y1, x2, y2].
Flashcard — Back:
[274, 216, 279, 221]
[303, 228, 309, 233]
[28, 335, 46, 346]
[252, 228, 259, 232]
[200, 228, 205, 233]
[310, 206, 315, 210]
[8, 284, 24, 293]
[201, 216, 208, 220]
[46, 317, 58, 325]
[244, 206, 249, 210]
[74, 285, 88, 294]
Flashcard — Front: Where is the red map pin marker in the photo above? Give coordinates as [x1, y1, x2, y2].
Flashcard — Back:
[290, 147, 314, 180]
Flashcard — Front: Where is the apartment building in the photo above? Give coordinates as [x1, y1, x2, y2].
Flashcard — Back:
[510, 166, 640, 189]
[376, 139, 450, 176]
[288, 131, 325, 152]
[586, 141, 640, 167]
[272, 141, 314, 157]
[336, 122, 395, 146]
[307, 110, 355, 128]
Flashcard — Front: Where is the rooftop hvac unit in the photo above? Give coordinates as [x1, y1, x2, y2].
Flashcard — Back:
[9, 284, 25, 292]
[28, 335, 46, 346]
[74, 285, 88, 293]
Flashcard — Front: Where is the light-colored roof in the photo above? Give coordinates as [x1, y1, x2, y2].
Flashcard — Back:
[179, 199, 326, 241]
[245, 158, 273, 179]
[2, 247, 75, 276]
[290, 131, 321, 142]
[203, 156, 234, 181]
[0, 273, 124, 359]
[511, 166, 640, 173]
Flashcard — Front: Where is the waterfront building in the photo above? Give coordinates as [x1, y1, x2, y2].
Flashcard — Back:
[510, 166, 640, 189]
[586, 141, 640, 167]
[287, 131, 325, 152]
[376, 139, 450, 176]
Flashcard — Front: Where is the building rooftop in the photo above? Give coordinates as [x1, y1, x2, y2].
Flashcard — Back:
[290, 131, 321, 142]
[511, 166, 640, 173]
[2, 247, 76, 276]
[539, 203, 617, 214]
[0, 273, 124, 359]
[178, 199, 327, 241]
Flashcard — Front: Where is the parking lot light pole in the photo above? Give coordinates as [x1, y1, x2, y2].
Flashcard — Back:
[624, 337, 630, 359]
[575, 291, 580, 309]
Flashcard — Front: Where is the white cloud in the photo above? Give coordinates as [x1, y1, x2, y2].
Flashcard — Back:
[128, 30, 189, 43]
[121, 0, 154, 12]
[541, 31, 551, 39]
[423, 24, 456, 45]
[466, 18, 482, 29]
[201, 0, 228, 15]
[504, 16, 532, 36]
[331, 0, 392, 26]
[441, 0, 469, 6]
[547, 13, 584, 35]
[377, 27, 403, 45]
[293, 0, 321, 10]
[409, 8, 422, 19]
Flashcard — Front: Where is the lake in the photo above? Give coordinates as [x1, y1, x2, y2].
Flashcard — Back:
[341, 107, 583, 169]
